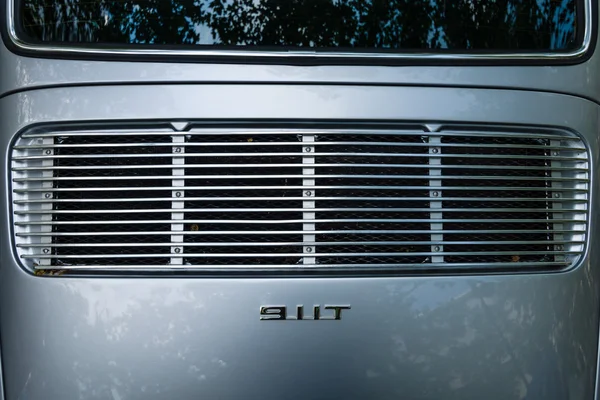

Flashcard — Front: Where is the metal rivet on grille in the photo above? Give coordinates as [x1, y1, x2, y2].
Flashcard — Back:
[556, 245, 564, 251]
[432, 191, 439, 197]
[174, 147, 182, 153]
[305, 247, 313, 253]
[305, 147, 312, 152]
[304, 191, 312, 197]
[431, 148, 439, 154]
[42, 248, 50, 254]
[44, 193, 52, 199]
[553, 151, 559, 156]
[174, 248, 182, 254]
[554, 193, 561, 198]
[44, 150, 52, 155]
[175, 192, 182, 198]
[433, 246, 441, 252]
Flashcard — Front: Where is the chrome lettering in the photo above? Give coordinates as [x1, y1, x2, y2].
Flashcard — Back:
[260, 304, 350, 320]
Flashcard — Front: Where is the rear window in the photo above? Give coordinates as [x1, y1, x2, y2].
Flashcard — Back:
[17, 0, 582, 53]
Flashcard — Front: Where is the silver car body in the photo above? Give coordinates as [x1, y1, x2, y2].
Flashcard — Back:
[1, 1, 600, 399]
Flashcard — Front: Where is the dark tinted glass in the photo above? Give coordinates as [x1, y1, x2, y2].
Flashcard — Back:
[19, 0, 581, 52]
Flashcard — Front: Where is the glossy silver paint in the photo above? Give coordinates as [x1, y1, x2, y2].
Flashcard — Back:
[2, 5, 600, 400]
[0, 84, 598, 400]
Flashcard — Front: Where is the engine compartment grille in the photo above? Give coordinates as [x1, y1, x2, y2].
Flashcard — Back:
[11, 124, 589, 274]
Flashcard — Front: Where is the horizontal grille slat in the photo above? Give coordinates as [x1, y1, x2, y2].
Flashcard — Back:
[21, 251, 582, 259]
[12, 153, 587, 161]
[14, 175, 589, 182]
[13, 218, 586, 225]
[12, 164, 586, 172]
[16, 229, 587, 236]
[14, 197, 588, 204]
[18, 240, 585, 248]
[11, 125, 589, 273]
[12, 142, 579, 151]
[14, 207, 584, 214]
[13, 186, 589, 192]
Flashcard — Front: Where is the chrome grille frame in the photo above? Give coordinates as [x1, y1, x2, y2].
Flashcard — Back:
[10, 123, 590, 274]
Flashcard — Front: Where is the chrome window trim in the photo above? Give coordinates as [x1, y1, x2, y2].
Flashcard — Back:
[5, 0, 593, 62]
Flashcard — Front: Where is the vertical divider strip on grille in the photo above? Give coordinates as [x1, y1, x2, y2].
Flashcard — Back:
[302, 134, 316, 264]
[39, 137, 54, 267]
[551, 139, 564, 264]
[428, 135, 444, 263]
[171, 135, 185, 265]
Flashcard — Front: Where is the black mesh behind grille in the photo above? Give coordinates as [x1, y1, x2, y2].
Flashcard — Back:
[47, 134, 173, 266]
[441, 135, 557, 264]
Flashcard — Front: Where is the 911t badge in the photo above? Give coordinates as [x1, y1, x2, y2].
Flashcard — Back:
[260, 305, 351, 320]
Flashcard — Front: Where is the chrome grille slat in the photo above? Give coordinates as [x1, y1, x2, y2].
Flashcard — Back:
[14, 197, 588, 204]
[13, 174, 589, 182]
[17, 240, 585, 248]
[16, 229, 587, 236]
[12, 153, 588, 161]
[12, 164, 586, 172]
[14, 207, 585, 214]
[12, 186, 590, 192]
[11, 125, 589, 273]
[13, 218, 587, 225]
[20, 250, 582, 259]
[12, 142, 580, 151]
